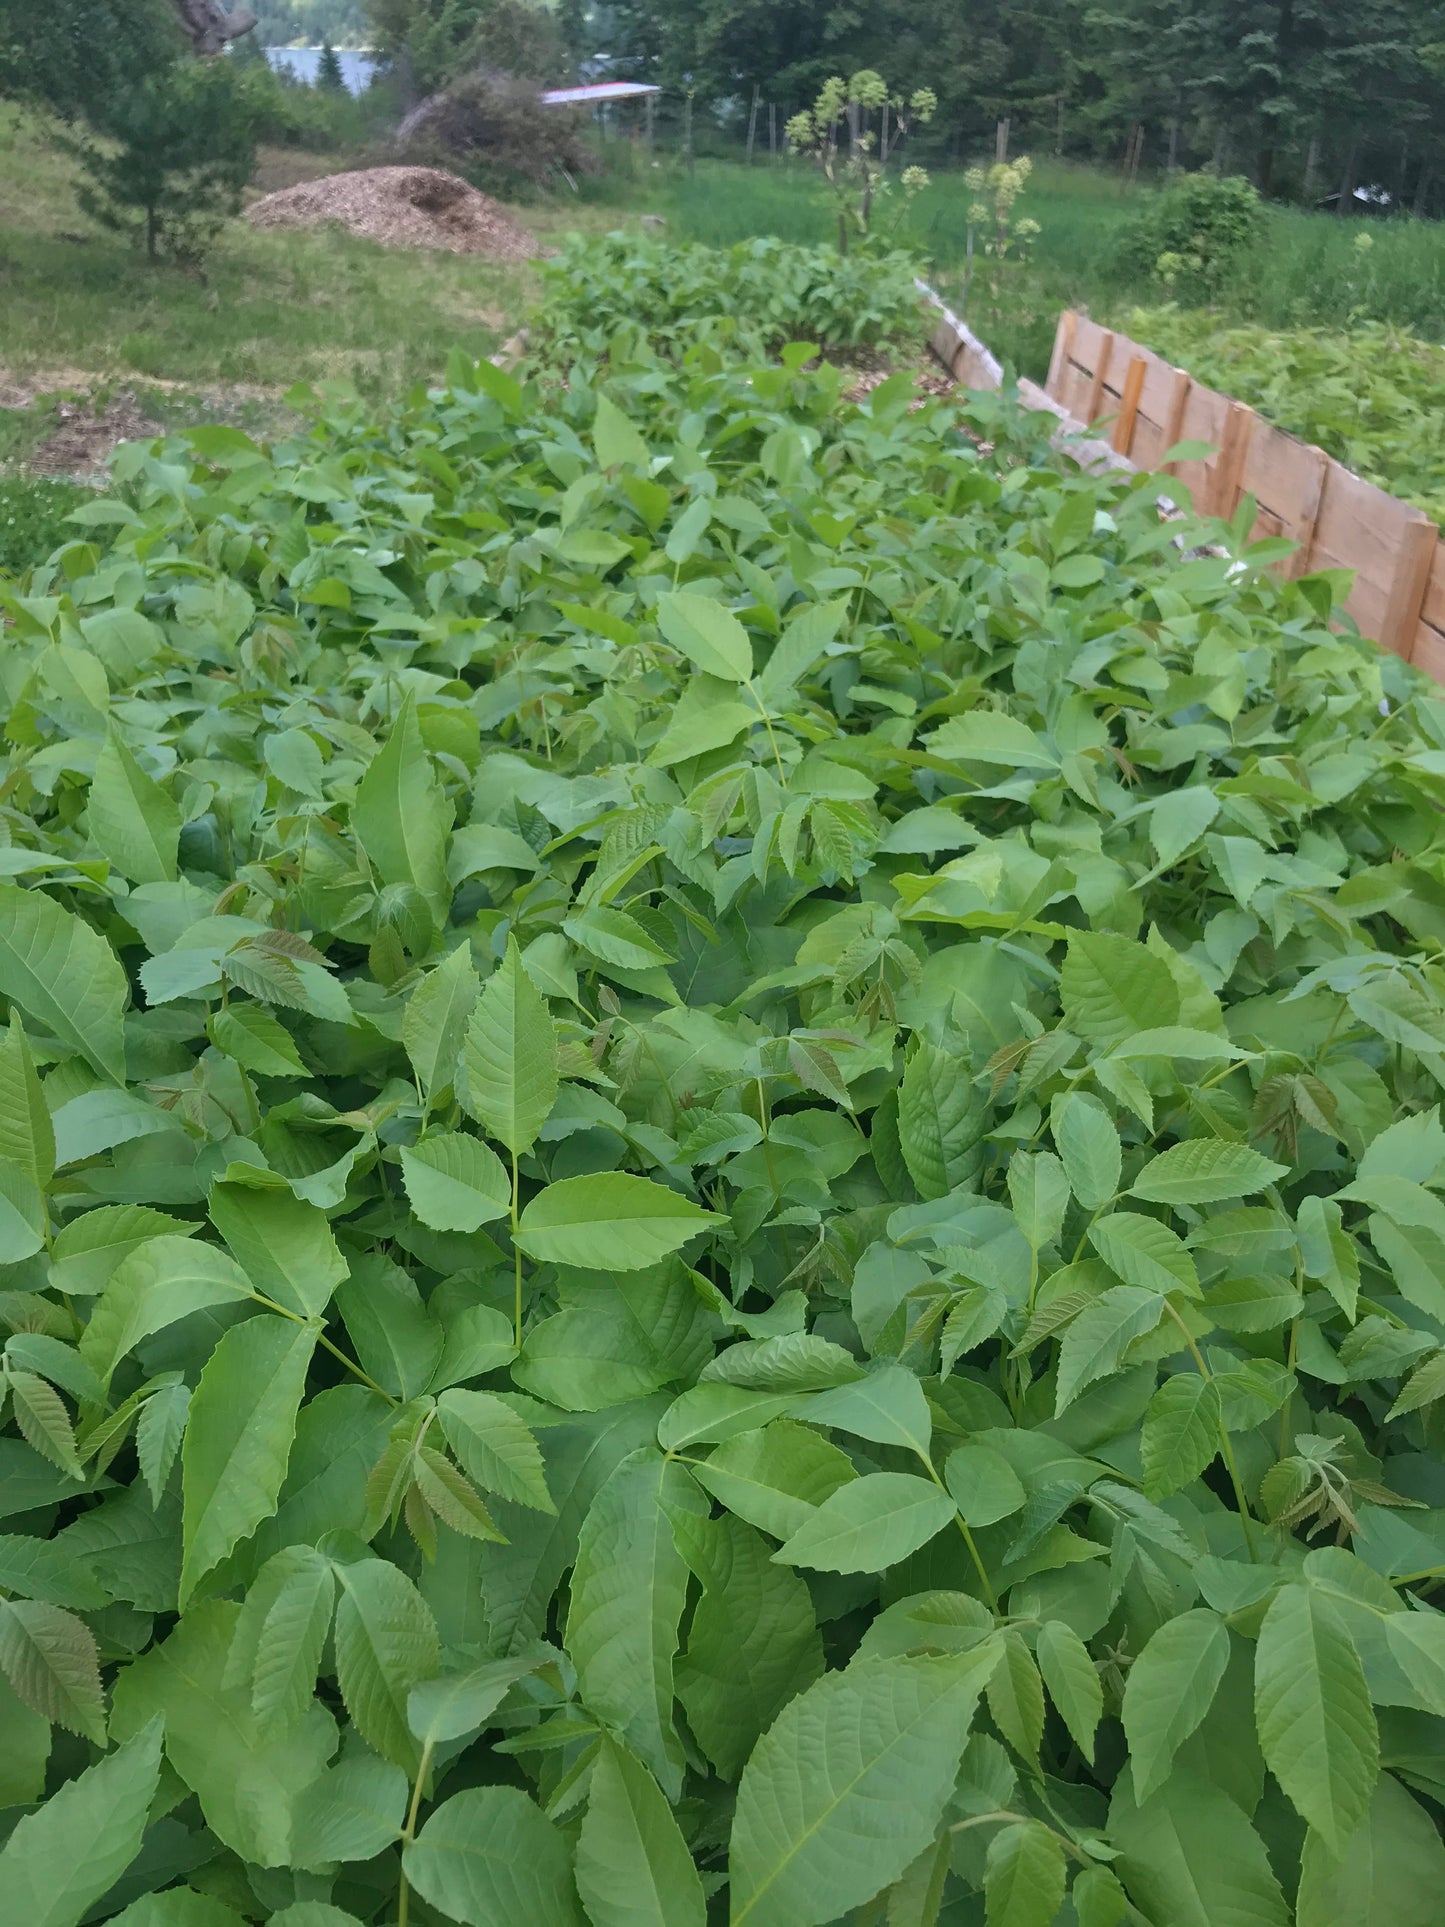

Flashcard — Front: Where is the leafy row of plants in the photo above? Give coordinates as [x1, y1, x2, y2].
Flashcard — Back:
[534, 231, 925, 364]
[1, 289, 1445, 1926]
[1130, 305, 1445, 525]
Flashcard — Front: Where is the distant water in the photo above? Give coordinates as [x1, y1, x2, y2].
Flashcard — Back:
[264, 47, 380, 95]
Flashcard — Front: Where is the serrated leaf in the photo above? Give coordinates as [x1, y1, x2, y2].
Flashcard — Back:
[1131, 1138, 1288, 1204]
[1141, 1373, 1221, 1498]
[592, 392, 652, 469]
[110, 1600, 336, 1868]
[1254, 1581, 1379, 1853]
[575, 1738, 707, 1927]
[461, 935, 557, 1157]
[1054, 1285, 1164, 1413]
[403, 1786, 585, 1927]
[208, 1181, 348, 1319]
[0, 1715, 161, 1927]
[437, 1388, 553, 1511]
[516, 1172, 723, 1271]
[0, 1598, 106, 1742]
[0, 884, 127, 1084]
[352, 692, 452, 922]
[89, 729, 180, 883]
[729, 1649, 996, 1927]
[404, 943, 479, 1112]
[333, 1557, 440, 1774]
[676, 1512, 823, 1781]
[209, 1002, 308, 1077]
[1150, 787, 1220, 872]
[897, 1037, 985, 1200]
[180, 1314, 318, 1607]
[1035, 1619, 1101, 1764]
[657, 589, 753, 682]
[983, 1819, 1066, 1927]
[401, 1132, 510, 1232]
[1088, 1212, 1198, 1296]
[81, 1235, 252, 1385]
[1050, 1090, 1120, 1213]
[0, 1014, 54, 1189]
[1109, 1768, 1289, 1927]
[1123, 1608, 1230, 1800]
[136, 1378, 190, 1506]
[224, 1544, 336, 1736]
[1061, 931, 1180, 1047]
[566, 1449, 703, 1797]
[773, 1472, 954, 1573]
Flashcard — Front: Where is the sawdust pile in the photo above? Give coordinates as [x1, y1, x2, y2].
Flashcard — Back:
[245, 166, 538, 262]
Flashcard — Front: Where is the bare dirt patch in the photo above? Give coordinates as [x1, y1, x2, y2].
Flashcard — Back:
[30, 392, 161, 480]
[245, 166, 540, 263]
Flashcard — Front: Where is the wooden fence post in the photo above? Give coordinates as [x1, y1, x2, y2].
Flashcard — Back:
[1212, 403, 1256, 517]
[1112, 355, 1148, 456]
[1086, 332, 1115, 428]
[1044, 311, 1076, 400]
[1383, 519, 1440, 661]
[1162, 367, 1191, 469]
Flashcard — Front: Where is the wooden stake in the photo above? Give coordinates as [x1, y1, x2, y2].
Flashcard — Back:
[995, 117, 1010, 163]
[645, 91, 654, 149]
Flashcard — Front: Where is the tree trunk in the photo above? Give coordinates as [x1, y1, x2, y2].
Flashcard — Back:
[1167, 112, 1179, 172]
[1414, 164, 1434, 218]
[746, 85, 760, 163]
[684, 90, 694, 178]
[1302, 131, 1320, 202]
[995, 117, 1010, 162]
[168, 0, 256, 55]
[1337, 132, 1359, 215]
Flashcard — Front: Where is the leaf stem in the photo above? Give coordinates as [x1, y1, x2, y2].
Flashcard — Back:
[1161, 1297, 1258, 1559]
[747, 678, 788, 788]
[396, 1735, 435, 1927]
[248, 1292, 397, 1405]
[922, 1452, 999, 1612]
[511, 1147, 524, 1350]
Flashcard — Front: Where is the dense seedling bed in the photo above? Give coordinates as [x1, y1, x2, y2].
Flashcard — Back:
[2, 285, 1445, 1927]
[1131, 306, 1445, 526]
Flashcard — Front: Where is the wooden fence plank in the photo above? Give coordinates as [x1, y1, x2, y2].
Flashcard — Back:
[1112, 355, 1148, 456]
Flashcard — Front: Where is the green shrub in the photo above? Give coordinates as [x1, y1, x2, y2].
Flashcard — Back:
[2, 313, 1445, 1926]
[1117, 171, 1264, 298]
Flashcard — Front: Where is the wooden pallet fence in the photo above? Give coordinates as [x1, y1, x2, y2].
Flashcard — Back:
[1045, 311, 1444, 671]
[920, 286, 1130, 478]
